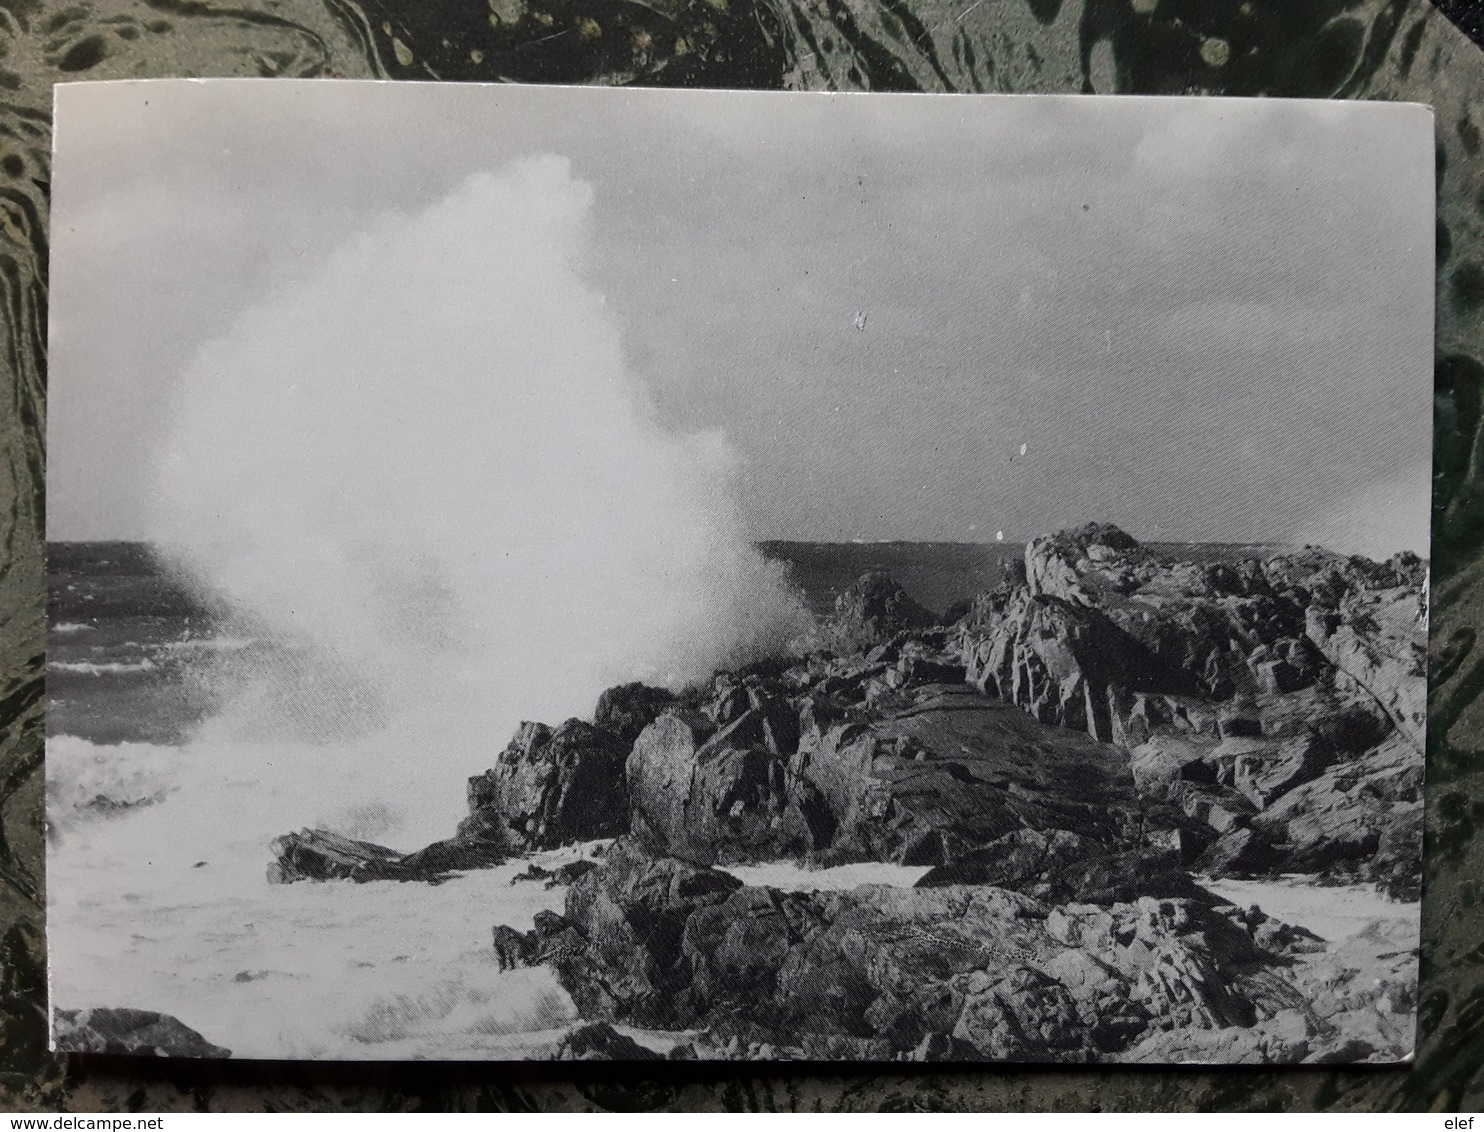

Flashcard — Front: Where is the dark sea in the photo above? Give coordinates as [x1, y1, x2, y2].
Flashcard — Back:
[48, 541, 235, 744]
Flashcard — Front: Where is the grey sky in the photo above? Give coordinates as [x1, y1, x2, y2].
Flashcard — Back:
[48, 81, 1434, 552]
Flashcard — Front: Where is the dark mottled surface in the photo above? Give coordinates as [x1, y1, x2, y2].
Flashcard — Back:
[1, 0, 1481, 1112]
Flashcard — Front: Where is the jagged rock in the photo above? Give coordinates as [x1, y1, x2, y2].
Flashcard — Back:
[1118, 1008, 1317, 1065]
[594, 682, 677, 745]
[1129, 735, 1222, 795]
[1304, 585, 1426, 753]
[546, 858, 599, 888]
[708, 679, 752, 726]
[1055, 849, 1219, 905]
[1231, 734, 1335, 809]
[796, 690, 849, 749]
[491, 924, 536, 971]
[1250, 916, 1327, 956]
[952, 965, 1093, 1060]
[466, 718, 629, 851]
[53, 1007, 230, 1058]
[895, 650, 967, 687]
[955, 525, 1424, 884]
[962, 590, 1169, 742]
[536, 839, 742, 1026]
[1173, 782, 1257, 833]
[915, 834, 1212, 905]
[507, 858, 600, 889]
[1023, 523, 1142, 602]
[1191, 827, 1281, 878]
[1250, 731, 1419, 875]
[625, 675, 1145, 869]
[397, 825, 509, 875]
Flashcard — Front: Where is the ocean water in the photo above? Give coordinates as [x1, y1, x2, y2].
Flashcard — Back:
[758, 540, 1021, 619]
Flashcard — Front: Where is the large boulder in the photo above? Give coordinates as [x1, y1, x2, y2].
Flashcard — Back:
[818, 572, 939, 653]
[535, 838, 743, 1026]
[466, 718, 629, 851]
[626, 708, 822, 865]
[1250, 730, 1422, 877]
[594, 682, 677, 745]
[1023, 522, 1142, 602]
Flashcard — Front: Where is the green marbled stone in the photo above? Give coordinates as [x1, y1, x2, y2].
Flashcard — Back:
[0, 0, 1480, 1112]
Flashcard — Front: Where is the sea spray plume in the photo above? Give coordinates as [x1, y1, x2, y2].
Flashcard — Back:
[147, 155, 811, 841]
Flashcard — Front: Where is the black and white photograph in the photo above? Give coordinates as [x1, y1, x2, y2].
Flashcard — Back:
[45, 80, 1432, 1063]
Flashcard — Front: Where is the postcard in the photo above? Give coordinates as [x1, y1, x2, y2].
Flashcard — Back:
[45, 80, 1432, 1062]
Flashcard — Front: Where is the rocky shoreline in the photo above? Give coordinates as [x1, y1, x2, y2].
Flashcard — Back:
[89, 523, 1422, 1063]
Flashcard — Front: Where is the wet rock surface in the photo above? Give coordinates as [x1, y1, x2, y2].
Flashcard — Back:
[465, 719, 630, 851]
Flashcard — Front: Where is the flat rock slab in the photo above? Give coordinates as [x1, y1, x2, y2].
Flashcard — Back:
[53, 1008, 230, 1059]
[860, 688, 1143, 851]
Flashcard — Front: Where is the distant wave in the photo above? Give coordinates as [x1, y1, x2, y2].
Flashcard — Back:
[48, 659, 156, 676]
[51, 622, 93, 634]
[161, 637, 258, 653]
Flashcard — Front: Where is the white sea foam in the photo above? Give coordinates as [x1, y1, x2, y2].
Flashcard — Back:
[51, 622, 93, 634]
[47, 735, 185, 833]
[47, 735, 593, 1059]
[1200, 875, 1419, 945]
[722, 861, 932, 891]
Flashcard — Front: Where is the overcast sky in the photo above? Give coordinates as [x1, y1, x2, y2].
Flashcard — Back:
[48, 82, 1434, 552]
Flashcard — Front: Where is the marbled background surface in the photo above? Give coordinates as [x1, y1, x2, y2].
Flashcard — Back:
[0, 0, 1480, 1112]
